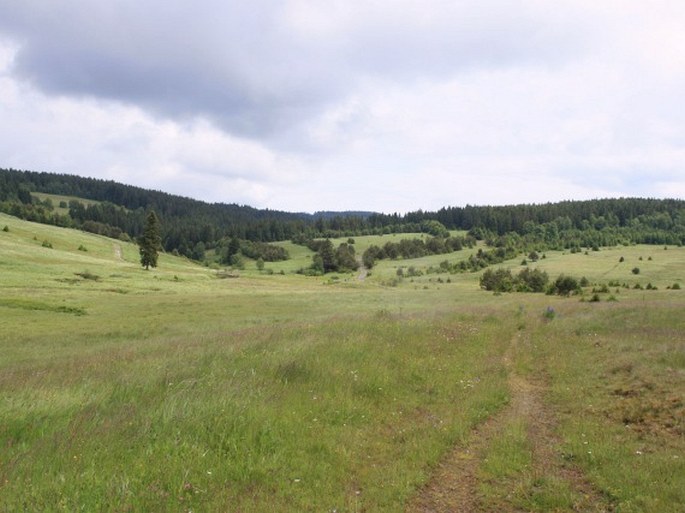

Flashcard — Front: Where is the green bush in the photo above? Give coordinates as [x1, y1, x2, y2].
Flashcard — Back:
[548, 275, 580, 296]
[480, 268, 514, 292]
[516, 267, 549, 292]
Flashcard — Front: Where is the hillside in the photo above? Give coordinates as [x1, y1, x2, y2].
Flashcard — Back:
[1, 167, 684, 268]
[2, 213, 685, 511]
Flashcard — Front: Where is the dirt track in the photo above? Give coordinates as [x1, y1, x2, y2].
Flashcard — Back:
[406, 332, 611, 513]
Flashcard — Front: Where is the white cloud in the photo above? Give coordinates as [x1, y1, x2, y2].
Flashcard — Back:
[0, 2, 684, 213]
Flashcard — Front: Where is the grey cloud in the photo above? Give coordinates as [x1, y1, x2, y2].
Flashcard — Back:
[0, 1, 592, 141]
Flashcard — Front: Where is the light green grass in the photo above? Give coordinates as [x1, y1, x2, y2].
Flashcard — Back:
[1, 214, 684, 511]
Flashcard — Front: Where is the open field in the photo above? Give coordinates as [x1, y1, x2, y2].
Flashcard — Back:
[1, 212, 684, 512]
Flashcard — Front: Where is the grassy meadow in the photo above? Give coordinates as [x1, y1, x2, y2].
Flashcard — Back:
[1, 212, 684, 512]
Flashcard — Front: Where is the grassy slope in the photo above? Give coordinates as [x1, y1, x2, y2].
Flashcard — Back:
[1, 213, 684, 512]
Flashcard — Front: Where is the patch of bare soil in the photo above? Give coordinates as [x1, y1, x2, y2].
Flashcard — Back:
[406, 333, 611, 513]
[357, 258, 368, 281]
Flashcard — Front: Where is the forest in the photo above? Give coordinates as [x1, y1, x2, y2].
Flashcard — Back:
[1, 168, 684, 262]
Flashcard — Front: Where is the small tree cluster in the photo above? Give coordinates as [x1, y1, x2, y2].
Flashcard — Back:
[361, 235, 474, 268]
[547, 275, 581, 296]
[480, 267, 549, 293]
[308, 240, 359, 274]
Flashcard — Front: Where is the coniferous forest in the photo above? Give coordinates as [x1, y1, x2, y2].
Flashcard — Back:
[1, 168, 684, 262]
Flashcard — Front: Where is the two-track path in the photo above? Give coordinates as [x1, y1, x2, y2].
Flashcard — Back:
[406, 331, 612, 513]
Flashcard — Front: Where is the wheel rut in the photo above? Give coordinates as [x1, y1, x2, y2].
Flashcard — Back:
[406, 332, 611, 513]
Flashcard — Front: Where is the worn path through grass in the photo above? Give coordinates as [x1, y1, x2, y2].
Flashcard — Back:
[407, 321, 613, 513]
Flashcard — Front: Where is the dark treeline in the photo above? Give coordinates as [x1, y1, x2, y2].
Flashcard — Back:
[370, 198, 685, 242]
[2, 168, 684, 261]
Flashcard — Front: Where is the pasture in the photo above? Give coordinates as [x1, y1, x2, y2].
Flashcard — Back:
[1, 212, 683, 512]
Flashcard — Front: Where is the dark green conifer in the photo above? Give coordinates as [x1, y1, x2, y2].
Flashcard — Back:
[139, 210, 162, 270]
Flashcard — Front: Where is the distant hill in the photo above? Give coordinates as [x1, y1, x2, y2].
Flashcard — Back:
[2, 168, 684, 259]
[311, 211, 375, 220]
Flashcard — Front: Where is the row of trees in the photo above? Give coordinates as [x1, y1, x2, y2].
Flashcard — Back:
[361, 234, 477, 269]
[480, 267, 583, 296]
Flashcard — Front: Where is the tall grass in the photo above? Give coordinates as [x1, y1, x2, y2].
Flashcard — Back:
[1, 214, 683, 511]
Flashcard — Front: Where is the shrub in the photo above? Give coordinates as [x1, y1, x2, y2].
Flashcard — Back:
[548, 275, 580, 296]
[78, 244, 88, 252]
[75, 271, 100, 281]
[230, 254, 245, 270]
[672, 283, 681, 290]
[589, 293, 601, 302]
[480, 268, 514, 292]
[41, 240, 53, 248]
[2, 225, 8, 232]
[543, 307, 556, 320]
[619, 256, 625, 262]
[632, 267, 640, 275]
[516, 267, 549, 292]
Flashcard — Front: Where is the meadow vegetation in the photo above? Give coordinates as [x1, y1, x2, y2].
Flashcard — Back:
[1, 212, 683, 512]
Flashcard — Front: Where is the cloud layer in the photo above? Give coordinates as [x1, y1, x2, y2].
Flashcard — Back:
[0, 1, 683, 212]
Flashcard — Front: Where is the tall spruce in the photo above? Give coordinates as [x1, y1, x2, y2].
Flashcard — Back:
[139, 210, 162, 270]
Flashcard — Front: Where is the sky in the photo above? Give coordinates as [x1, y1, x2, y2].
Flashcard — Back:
[0, 1, 684, 214]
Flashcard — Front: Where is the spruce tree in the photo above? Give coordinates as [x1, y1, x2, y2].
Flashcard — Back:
[139, 210, 162, 270]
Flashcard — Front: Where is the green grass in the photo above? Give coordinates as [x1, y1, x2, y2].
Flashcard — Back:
[532, 300, 685, 512]
[1, 213, 684, 511]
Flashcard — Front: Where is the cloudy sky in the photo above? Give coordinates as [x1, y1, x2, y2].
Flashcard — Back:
[0, 1, 684, 213]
